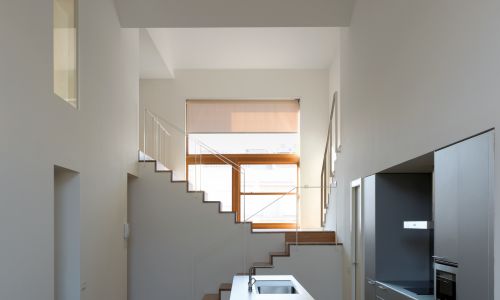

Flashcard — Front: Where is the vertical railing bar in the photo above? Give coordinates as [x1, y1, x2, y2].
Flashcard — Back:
[157, 118, 159, 164]
[296, 186, 299, 246]
[198, 144, 200, 191]
[157, 118, 160, 164]
[242, 170, 245, 223]
[143, 108, 146, 161]
[194, 142, 198, 190]
[154, 116, 157, 163]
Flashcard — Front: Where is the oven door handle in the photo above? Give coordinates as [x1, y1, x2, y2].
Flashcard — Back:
[432, 255, 447, 260]
[433, 256, 459, 268]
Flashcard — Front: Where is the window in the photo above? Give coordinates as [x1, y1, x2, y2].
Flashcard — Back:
[241, 164, 297, 224]
[186, 100, 299, 134]
[186, 100, 300, 229]
[187, 164, 232, 211]
[188, 133, 298, 155]
[54, 0, 77, 108]
[186, 100, 300, 155]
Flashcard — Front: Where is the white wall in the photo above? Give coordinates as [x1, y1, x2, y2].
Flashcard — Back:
[327, 0, 500, 299]
[258, 245, 343, 300]
[140, 70, 330, 228]
[0, 0, 139, 299]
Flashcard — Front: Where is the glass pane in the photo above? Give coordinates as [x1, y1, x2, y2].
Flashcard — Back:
[241, 195, 297, 223]
[54, 0, 77, 108]
[241, 164, 297, 193]
[188, 133, 299, 154]
[188, 165, 232, 211]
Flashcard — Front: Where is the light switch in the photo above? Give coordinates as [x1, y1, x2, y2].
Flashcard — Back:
[124, 223, 130, 240]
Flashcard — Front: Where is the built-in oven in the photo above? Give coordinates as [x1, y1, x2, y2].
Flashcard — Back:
[434, 259, 458, 300]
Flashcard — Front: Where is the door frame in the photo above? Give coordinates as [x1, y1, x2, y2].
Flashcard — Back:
[350, 178, 364, 300]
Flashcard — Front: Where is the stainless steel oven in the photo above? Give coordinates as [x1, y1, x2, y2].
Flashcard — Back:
[434, 259, 458, 300]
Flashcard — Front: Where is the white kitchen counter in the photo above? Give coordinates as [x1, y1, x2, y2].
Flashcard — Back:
[230, 275, 314, 300]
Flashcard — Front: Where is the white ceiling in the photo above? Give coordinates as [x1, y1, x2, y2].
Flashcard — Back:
[115, 0, 354, 28]
[140, 27, 339, 78]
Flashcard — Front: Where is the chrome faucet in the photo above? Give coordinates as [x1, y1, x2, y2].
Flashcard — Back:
[248, 266, 256, 292]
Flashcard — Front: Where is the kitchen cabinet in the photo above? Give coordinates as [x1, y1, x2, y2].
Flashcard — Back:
[434, 143, 459, 262]
[365, 274, 377, 300]
[434, 131, 494, 300]
[375, 284, 412, 300]
[364, 176, 376, 300]
[364, 175, 376, 278]
[363, 174, 432, 300]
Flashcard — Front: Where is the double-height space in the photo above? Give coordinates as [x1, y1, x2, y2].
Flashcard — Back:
[132, 95, 341, 300]
[3, 0, 500, 300]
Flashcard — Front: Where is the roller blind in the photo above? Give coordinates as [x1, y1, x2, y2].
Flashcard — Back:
[186, 100, 299, 133]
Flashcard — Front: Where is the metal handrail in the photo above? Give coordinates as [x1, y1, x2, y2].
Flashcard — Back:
[144, 108, 240, 170]
[145, 109, 171, 137]
[142, 107, 328, 275]
[321, 92, 339, 234]
[243, 185, 321, 223]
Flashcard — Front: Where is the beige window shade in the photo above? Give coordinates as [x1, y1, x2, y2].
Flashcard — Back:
[186, 100, 299, 133]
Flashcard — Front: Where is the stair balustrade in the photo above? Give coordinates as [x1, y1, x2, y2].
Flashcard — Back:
[139, 108, 340, 298]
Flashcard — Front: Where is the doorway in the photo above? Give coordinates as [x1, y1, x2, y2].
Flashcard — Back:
[54, 166, 80, 300]
[351, 178, 363, 300]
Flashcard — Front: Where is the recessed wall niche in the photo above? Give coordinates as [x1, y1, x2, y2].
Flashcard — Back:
[54, 166, 80, 300]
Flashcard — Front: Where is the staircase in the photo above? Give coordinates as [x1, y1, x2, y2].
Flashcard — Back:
[202, 282, 231, 300]
[203, 231, 338, 300]
[129, 158, 340, 300]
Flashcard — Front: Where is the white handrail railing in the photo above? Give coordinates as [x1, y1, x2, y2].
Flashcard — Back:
[143, 109, 172, 169]
[141, 108, 329, 271]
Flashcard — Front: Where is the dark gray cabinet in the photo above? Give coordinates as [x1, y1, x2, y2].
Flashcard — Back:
[434, 143, 459, 262]
[434, 131, 494, 300]
[375, 284, 412, 300]
[363, 174, 433, 300]
[365, 279, 376, 300]
[364, 176, 376, 279]
[364, 176, 376, 300]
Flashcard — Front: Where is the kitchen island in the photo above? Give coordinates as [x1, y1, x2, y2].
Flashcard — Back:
[230, 275, 314, 300]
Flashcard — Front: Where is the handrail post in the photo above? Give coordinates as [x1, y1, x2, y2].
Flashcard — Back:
[143, 108, 146, 161]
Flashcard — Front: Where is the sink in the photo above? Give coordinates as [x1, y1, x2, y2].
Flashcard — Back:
[255, 280, 298, 294]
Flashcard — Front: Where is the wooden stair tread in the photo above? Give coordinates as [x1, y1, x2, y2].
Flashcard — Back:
[253, 262, 273, 268]
[219, 283, 232, 291]
[202, 294, 219, 300]
[269, 251, 289, 257]
[286, 241, 338, 245]
[269, 251, 289, 263]
[284, 231, 337, 244]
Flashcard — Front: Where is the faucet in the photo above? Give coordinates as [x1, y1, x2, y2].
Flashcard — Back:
[248, 266, 256, 292]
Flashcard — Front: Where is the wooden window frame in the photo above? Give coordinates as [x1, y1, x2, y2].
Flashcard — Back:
[186, 153, 300, 228]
